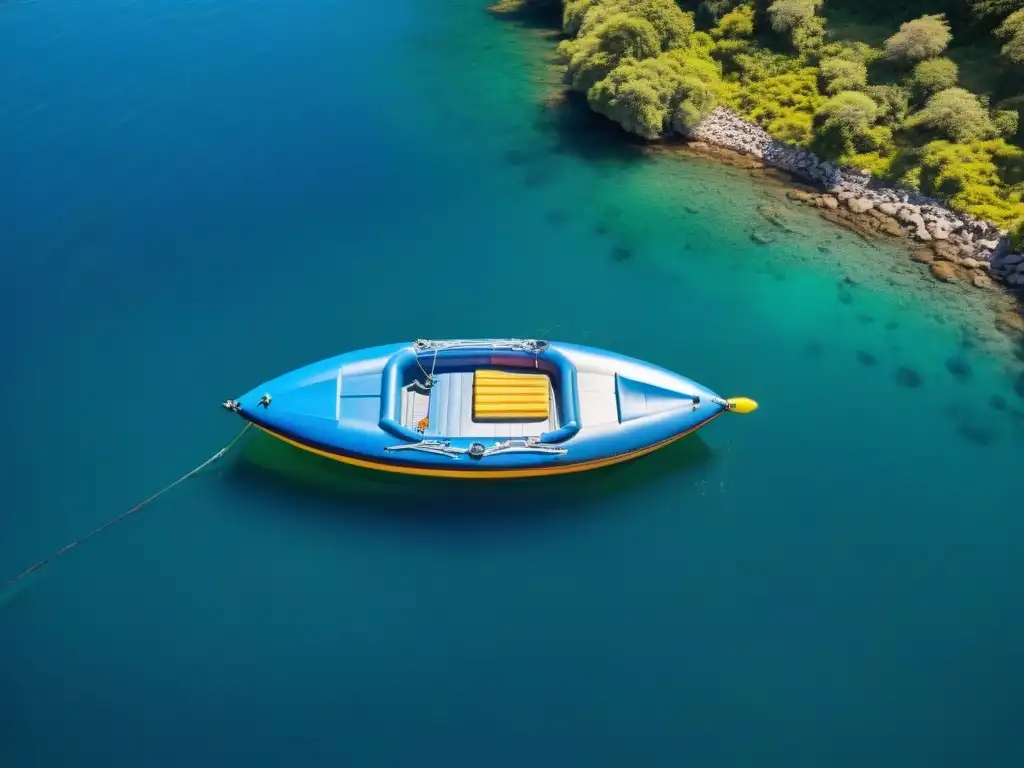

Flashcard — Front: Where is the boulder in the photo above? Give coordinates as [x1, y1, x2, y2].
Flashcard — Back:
[847, 197, 874, 214]
[931, 241, 960, 262]
[818, 195, 839, 210]
[910, 248, 934, 263]
[876, 202, 900, 216]
[877, 217, 904, 237]
[971, 272, 994, 290]
[995, 310, 1024, 336]
[897, 207, 926, 229]
[930, 262, 957, 282]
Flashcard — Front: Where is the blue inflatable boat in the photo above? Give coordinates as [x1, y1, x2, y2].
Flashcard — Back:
[223, 338, 757, 478]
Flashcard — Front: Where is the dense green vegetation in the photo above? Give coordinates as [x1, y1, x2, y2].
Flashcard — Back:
[548, 0, 1024, 231]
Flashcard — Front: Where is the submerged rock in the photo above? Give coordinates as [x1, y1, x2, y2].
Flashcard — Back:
[930, 262, 957, 282]
[971, 272, 995, 290]
[956, 422, 997, 447]
[995, 311, 1024, 337]
[945, 356, 972, 380]
[895, 367, 923, 388]
[610, 245, 633, 262]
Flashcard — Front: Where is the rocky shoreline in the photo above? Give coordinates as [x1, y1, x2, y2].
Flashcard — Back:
[686, 108, 1024, 295]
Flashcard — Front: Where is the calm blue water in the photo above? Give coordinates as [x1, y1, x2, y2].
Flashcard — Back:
[3, 1, 1024, 765]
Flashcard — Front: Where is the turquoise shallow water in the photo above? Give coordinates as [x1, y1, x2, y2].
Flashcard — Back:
[2, 1, 1024, 765]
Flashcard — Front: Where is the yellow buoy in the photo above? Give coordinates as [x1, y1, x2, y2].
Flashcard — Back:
[726, 397, 758, 414]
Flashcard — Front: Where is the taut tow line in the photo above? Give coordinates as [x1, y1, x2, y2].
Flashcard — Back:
[2, 422, 253, 592]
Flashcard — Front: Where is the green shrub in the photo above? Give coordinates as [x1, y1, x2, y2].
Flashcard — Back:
[710, 3, 754, 40]
[729, 47, 807, 81]
[905, 88, 998, 143]
[562, 14, 663, 92]
[815, 41, 880, 66]
[729, 67, 824, 144]
[1012, 218, 1024, 250]
[815, 91, 879, 134]
[588, 51, 722, 138]
[996, 9, 1024, 66]
[883, 14, 952, 64]
[994, 109, 1020, 140]
[563, 0, 603, 35]
[865, 84, 911, 128]
[767, 0, 819, 34]
[569, 0, 695, 51]
[917, 140, 1024, 227]
[767, 0, 825, 51]
[820, 58, 868, 95]
[909, 58, 958, 101]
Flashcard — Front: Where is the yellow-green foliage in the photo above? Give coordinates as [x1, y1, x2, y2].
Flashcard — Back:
[569, 0, 695, 50]
[996, 9, 1024, 66]
[909, 57, 959, 100]
[917, 140, 1024, 227]
[588, 51, 722, 138]
[841, 126, 899, 177]
[563, 0, 603, 35]
[710, 4, 755, 40]
[816, 91, 879, 133]
[815, 41, 880, 66]
[767, 0, 825, 51]
[728, 67, 824, 144]
[906, 87, 997, 143]
[883, 14, 952, 63]
[819, 57, 867, 95]
[1012, 218, 1024, 250]
[561, 14, 662, 92]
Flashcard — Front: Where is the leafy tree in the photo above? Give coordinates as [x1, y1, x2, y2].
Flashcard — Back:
[815, 91, 879, 134]
[906, 88, 998, 143]
[767, 0, 824, 51]
[968, 0, 1024, 20]
[561, 14, 662, 92]
[910, 57, 959, 101]
[710, 3, 755, 39]
[698, 0, 742, 24]
[563, 0, 603, 35]
[917, 140, 1024, 226]
[866, 84, 911, 127]
[767, 0, 818, 33]
[588, 51, 722, 138]
[883, 14, 952, 63]
[568, 0, 695, 51]
[996, 9, 1024, 65]
[993, 109, 1020, 138]
[820, 57, 868, 94]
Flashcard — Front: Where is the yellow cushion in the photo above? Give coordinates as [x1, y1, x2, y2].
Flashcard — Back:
[473, 369, 550, 421]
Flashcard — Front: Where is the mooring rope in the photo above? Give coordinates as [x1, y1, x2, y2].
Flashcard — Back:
[2, 422, 252, 591]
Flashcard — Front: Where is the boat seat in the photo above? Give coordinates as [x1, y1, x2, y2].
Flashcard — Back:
[472, 369, 550, 422]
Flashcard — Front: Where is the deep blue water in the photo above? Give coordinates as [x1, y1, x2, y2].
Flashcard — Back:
[3, 1, 1024, 765]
